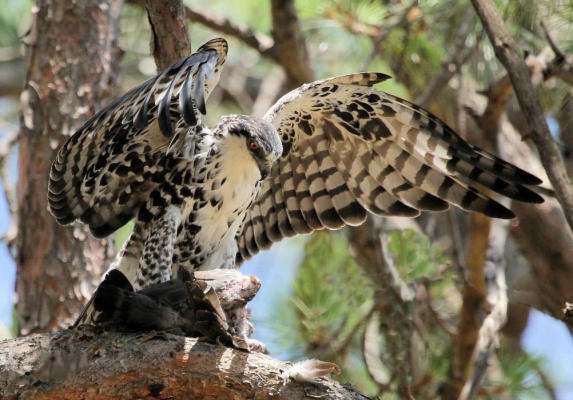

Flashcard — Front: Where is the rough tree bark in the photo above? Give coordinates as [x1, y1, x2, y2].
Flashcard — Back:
[145, 0, 191, 71]
[17, 0, 122, 335]
[0, 329, 367, 400]
[270, 0, 315, 89]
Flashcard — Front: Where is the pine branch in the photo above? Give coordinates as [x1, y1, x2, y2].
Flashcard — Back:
[471, 0, 573, 234]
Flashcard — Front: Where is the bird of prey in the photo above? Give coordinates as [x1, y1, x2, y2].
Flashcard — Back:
[48, 38, 543, 322]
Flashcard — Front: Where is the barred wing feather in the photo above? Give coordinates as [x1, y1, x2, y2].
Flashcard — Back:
[48, 38, 228, 238]
[235, 72, 543, 263]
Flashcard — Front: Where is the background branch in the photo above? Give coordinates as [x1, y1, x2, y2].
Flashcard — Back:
[185, 6, 275, 60]
[270, 0, 315, 88]
[471, 0, 573, 234]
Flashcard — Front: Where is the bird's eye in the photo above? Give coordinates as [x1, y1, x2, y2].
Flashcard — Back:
[249, 140, 260, 151]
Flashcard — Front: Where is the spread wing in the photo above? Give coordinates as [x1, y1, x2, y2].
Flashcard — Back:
[48, 38, 228, 238]
[235, 72, 544, 264]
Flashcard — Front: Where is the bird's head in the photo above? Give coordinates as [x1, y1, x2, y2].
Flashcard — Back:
[217, 115, 283, 180]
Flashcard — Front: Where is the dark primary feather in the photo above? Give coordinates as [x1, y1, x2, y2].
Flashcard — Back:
[180, 64, 200, 126]
[48, 38, 228, 237]
[235, 72, 544, 264]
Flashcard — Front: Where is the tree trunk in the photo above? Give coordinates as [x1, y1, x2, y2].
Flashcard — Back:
[17, 0, 123, 335]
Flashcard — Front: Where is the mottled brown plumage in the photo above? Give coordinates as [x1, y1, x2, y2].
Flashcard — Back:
[236, 72, 543, 262]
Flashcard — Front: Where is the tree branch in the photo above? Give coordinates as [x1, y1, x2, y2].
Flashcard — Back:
[471, 0, 573, 234]
[459, 208, 510, 400]
[539, 19, 573, 83]
[127, 0, 278, 63]
[0, 329, 368, 399]
[144, 0, 191, 70]
[270, 0, 315, 88]
[128, 0, 312, 94]
[185, 6, 275, 61]
[457, 37, 573, 327]
[446, 212, 491, 398]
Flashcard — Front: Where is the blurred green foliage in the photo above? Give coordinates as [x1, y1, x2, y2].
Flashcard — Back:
[288, 231, 375, 390]
[283, 228, 553, 398]
[0, 0, 31, 47]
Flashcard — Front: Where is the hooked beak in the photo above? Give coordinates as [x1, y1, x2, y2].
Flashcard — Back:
[257, 159, 274, 182]
[258, 161, 272, 181]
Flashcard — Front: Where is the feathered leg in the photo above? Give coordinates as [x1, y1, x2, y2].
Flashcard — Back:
[134, 205, 182, 290]
[74, 205, 181, 326]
